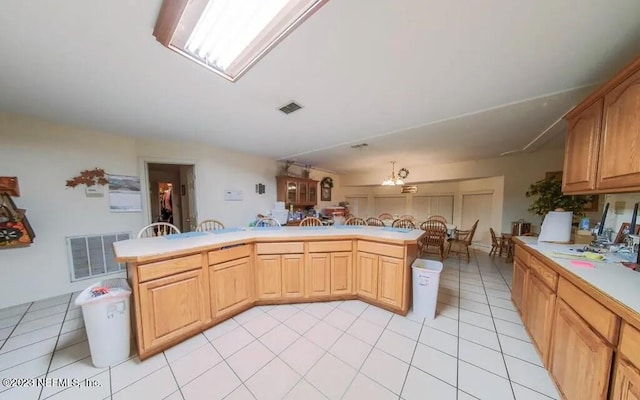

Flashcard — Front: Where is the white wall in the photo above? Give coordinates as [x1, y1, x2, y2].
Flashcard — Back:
[342, 148, 566, 232]
[601, 193, 640, 241]
[0, 112, 279, 308]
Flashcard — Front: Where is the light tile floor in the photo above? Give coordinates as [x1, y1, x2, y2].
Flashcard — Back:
[0, 251, 560, 400]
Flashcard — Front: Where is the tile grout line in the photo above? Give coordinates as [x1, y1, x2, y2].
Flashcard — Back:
[0, 301, 34, 353]
[162, 351, 186, 400]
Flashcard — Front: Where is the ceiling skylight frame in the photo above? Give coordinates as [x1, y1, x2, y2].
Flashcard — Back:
[153, 0, 328, 82]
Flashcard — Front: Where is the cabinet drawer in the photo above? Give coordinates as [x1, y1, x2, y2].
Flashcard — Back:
[558, 278, 620, 344]
[138, 254, 202, 282]
[208, 245, 251, 265]
[529, 256, 558, 290]
[619, 322, 640, 367]
[308, 240, 352, 253]
[514, 245, 530, 265]
[357, 241, 404, 259]
[256, 242, 303, 254]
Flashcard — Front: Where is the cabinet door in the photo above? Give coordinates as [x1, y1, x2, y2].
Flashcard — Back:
[286, 181, 298, 204]
[598, 68, 640, 191]
[524, 273, 556, 367]
[139, 269, 206, 350]
[257, 255, 282, 299]
[611, 356, 640, 400]
[309, 183, 317, 204]
[511, 258, 527, 316]
[210, 257, 251, 318]
[298, 182, 308, 204]
[549, 299, 613, 400]
[331, 252, 353, 295]
[356, 252, 378, 300]
[562, 98, 603, 193]
[307, 253, 331, 297]
[282, 254, 304, 298]
[377, 256, 404, 309]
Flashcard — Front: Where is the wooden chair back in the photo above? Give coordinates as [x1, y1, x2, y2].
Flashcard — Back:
[345, 217, 367, 226]
[196, 219, 225, 231]
[299, 217, 323, 226]
[392, 218, 416, 229]
[255, 217, 281, 227]
[365, 217, 385, 227]
[378, 213, 393, 220]
[427, 215, 448, 224]
[137, 222, 181, 238]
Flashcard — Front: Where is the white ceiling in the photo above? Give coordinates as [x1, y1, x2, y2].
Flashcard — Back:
[0, 0, 639, 174]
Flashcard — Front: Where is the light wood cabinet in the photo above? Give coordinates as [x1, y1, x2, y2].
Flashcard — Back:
[331, 252, 353, 295]
[139, 269, 207, 351]
[562, 99, 603, 193]
[356, 252, 378, 300]
[612, 356, 640, 400]
[563, 56, 640, 194]
[256, 253, 304, 299]
[524, 272, 556, 367]
[549, 299, 613, 400]
[210, 257, 252, 319]
[307, 253, 331, 297]
[276, 176, 319, 208]
[377, 256, 404, 309]
[511, 257, 527, 316]
[598, 67, 640, 191]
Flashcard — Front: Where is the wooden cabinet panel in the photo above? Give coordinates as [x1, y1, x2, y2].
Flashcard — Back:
[612, 356, 640, 400]
[620, 323, 640, 368]
[308, 240, 352, 253]
[139, 269, 205, 350]
[562, 99, 603, 193]
[276, 176, 319, 207]
[210, 257, 251, 318]
[356, 252, 378, 300]
[331, 252, 353, 295]
[549, 299, 613, 400]
[377, 256, 404, 309]
[256, 242, 304, 255]
[598, 68, 640, 190]
[281, 254, 304, 298]
[307, 253, 331, 297]
[256, 255, 282, 299]
[525, 272, 556, 367]
[511, 258, 527, 316]
[208, 245, 251, 265]
[529, 256, 558, 291]
[357, 240, 404, 258]
[138, 254, 202, 282]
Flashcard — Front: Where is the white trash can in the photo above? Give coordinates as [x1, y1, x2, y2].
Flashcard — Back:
[412, 259, 443, 319]
[75, 278, 132, 368]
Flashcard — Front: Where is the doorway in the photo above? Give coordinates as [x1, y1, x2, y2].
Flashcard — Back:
[461, 193, 493, 245]
[147, 163, 197, 232]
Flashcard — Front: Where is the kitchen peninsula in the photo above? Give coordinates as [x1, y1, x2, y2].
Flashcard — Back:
[113, 226, 424, 360]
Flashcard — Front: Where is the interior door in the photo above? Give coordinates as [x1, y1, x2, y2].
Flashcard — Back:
[346, 196, 369, 217]
[461, 193, 493, 245]
[184, 165, 197, 232]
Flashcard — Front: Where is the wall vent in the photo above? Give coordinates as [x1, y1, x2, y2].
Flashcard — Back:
[279, 102, 302, 114]
[66, 232, 131, 282]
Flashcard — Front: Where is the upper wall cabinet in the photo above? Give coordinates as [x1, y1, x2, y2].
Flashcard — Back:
[563, 56, 640, 194]
[276, 176, 319, 208]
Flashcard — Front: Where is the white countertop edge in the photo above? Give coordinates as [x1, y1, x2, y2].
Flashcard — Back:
[517, 236, 640, 316]
[113, 226, 425, 261]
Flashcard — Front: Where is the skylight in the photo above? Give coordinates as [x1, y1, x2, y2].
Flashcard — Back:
[153, 0, 328, 82]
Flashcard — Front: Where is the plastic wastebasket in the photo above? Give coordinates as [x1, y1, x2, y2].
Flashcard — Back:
[411, 259, 443, 319]
[75, 278, 132, 367]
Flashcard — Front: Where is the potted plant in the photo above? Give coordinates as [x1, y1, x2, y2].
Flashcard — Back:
[525, 175, 592, 221]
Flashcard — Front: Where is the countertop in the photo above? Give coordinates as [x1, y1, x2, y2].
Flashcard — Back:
[516, 236, 640, 316]
[113, 226, 425, 263]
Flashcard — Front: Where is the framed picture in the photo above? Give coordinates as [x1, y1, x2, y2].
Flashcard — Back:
[583, 195, 599, 212]
[614, 222, 640, 243]
[321, 186, 331, 201]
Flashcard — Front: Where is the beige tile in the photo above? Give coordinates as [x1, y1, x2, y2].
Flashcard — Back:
[210, 326, 255, 358]
[411, 343, 457, 387]
[504, 355, 559, 398]
[227, 341, 275, 381]
[225, 385, 256, 400]
[419, 325, 458, 357]
[258, 324, 299, 355]
[182, 362, 240, 400]
[303, 303, 335, 320]
[245, 358, 299, 400]
[283, 379, 326, 400]
[242, 314, 279, 338]
[21, 305, 67, 323]
[110, 353, 167, 393]
[49, 340, 91, 371]
[46, 370, 110, 400]
[203, 318, 239, 340]
[283, 311, 319, 335]
[322, 308, 356, 331]
[42, 357, 107, 398]
[375, 329, 416, 363]
[305, 353, 355, 400]
[0, 338, 57, 371]
[266, 305, 299, 322]
[459, 339, 508, 378]
[1, 325, 61, 354]
[345, 318, 383, 346]
[402, 366, 456, 400]
[359, 306, 393, 327]
[329, 333, 372, 370]
[337, 300, 369, 317]
[343, 373, 396, 400]
[164, 334, 208, 363]
[458, 360, 514, 400]
[386, 314, 421, 340]
[458, 322, 500, 351]
[113, 365, 177, 400]
[170, 343, 223, 386]
[303, 321, 342, 351]
[279, 337, 324, 375]
[361, 349, 409, 394]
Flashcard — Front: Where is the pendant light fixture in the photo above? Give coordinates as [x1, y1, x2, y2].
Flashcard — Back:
[381, 161, 409, 186]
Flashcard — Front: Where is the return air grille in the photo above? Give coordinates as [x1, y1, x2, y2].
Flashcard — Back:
[67, 232, 130, 282]
[279, 102, 302, 114]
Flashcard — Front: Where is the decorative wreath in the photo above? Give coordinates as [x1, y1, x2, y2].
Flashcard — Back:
[398, 168, 410, 179]
[321, 177, 333, 188]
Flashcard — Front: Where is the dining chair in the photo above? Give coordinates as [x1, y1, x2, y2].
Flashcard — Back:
[137, 222, 181, 238]
[378, 213, 394, 220]
[255, 217, 281, 227]
[345, 217, 367, 226]
[399, 214, 415, 222]
[446, 219, 479, 262]
[365, 217, 386, 227]
[392, 218, 416, 229]
[299, 217, 323, 226]
[196, 219, 225, 231]
[489, 227, 509, 257]
[419, 220, 448, 260]
[427, 215, 448, 224]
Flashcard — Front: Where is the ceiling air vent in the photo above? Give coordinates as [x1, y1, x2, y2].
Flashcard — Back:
[279, 102, 302, 114]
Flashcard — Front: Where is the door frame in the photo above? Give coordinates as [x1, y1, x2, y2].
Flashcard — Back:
[139, 157, 199, 228]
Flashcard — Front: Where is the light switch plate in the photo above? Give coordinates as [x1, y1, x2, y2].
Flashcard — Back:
[224, 190, 243, 201]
